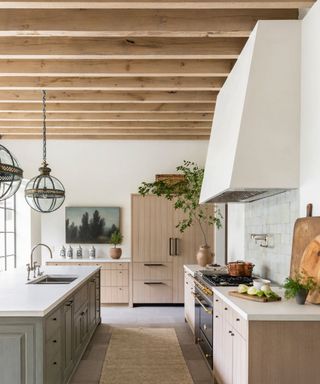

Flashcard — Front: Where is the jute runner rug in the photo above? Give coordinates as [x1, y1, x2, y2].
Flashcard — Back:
[99, 327, 194, 384]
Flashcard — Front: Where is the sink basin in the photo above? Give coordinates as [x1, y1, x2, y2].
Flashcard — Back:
[28, 275, 78, 285]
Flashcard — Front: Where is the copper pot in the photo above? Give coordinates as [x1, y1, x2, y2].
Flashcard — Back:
[227, 261, 254, 277]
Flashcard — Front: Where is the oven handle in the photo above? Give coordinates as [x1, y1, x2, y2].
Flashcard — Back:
[193, 278, 213, 296]
[192, 292, 213, 315]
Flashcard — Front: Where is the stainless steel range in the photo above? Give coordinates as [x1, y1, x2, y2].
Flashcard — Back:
[194, 270, 253, 369]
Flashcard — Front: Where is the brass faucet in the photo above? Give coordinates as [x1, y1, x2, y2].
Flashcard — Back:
[27, 243, 53, 280]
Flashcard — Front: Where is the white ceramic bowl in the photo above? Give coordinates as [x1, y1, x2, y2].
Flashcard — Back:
[253, 279, 271, 290]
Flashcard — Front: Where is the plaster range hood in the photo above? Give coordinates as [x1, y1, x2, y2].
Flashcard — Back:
[200, 21, 301, 204]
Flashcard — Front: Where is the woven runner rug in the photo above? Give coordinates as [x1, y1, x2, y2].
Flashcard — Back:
[99, 327, 194, 384]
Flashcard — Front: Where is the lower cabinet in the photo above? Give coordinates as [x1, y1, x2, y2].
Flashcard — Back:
[45, 271, 101, 384]
[184, 270, 195, 333]
[213, 295, 248, 384]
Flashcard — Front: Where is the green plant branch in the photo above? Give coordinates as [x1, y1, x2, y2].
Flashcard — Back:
[138, 160, 223, 245]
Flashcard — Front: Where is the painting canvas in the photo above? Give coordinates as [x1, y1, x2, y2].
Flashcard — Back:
[66, 207, 120, 244]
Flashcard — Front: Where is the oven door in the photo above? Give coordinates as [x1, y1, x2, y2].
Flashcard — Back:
[194, 289, 213, 345]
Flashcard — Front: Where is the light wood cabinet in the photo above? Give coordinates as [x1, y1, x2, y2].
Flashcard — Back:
[184, 270, 195, 333]
[132, 194, 214, 304]
[47, 261, 131, 305]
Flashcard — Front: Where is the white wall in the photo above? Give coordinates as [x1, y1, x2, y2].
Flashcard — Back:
[300, 0, 320, 215]
[2, 140, 208, 260]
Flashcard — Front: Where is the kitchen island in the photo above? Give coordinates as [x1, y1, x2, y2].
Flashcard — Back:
[184, 264, 320, 384]
[0, 266, 101, 384]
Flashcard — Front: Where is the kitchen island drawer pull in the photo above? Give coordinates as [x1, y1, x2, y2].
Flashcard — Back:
[144, 282, 165, 285]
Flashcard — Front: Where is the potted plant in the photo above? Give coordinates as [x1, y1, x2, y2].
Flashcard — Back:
[138, 160, 222, 266]
[109, 230, 123, 259]
[283, 271, 318, 305]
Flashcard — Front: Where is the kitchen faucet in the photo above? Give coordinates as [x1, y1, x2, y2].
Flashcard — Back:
[27, 243, 53, 280]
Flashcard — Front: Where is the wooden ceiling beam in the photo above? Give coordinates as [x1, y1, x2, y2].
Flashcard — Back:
[0, 128, 211, 135]
[0, 59, 235, 76]
[0, 112, 213, 121]
[0, 37, 246, 59]
[0, 91, 217, 103]
[0, 9, 298, 37]
[0, 2, 314, 10]
[0, 120, 211, 128]
[0, 102, 215, 112]
[0, 76, 225, 91]
[0, 134, 210, 140]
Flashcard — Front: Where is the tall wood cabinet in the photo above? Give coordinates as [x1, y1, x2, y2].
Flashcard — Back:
[131, 194, 214, 304]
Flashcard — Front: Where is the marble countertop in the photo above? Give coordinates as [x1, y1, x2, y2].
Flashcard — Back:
[48, 257, 131, 263]
[0, 265, 100, 317]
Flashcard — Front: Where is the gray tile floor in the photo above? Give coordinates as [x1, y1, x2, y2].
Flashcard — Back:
[70, 306, 214, 384]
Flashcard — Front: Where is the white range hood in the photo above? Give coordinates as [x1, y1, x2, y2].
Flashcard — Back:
[200, 21, 300, 204]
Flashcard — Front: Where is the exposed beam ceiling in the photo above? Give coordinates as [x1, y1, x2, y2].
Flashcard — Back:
[0, 0, 313, 140]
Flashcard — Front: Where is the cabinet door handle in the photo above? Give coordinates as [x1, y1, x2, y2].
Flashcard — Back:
[174, 238, 179, 255]
[65, 300, 73, 307]
[52, 339, 57, 343]
[144, 282, 164, 285]
[169, 238, 174, 256]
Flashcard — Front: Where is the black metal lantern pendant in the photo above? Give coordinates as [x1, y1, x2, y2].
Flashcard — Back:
[0, 144, 23, 201]
[25, 90, 65, 213]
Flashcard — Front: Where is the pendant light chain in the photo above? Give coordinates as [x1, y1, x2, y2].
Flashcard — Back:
[42, 90, 47, 165]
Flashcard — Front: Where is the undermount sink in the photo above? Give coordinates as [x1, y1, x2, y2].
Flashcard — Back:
[28, 275, 78, 285]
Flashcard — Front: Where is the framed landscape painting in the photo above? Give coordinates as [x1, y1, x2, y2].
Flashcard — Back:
[66, 207, 120, 244]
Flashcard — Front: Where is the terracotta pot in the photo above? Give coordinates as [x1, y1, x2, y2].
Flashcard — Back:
[196, 245, 213, 267]
[110, 247, 122, 259]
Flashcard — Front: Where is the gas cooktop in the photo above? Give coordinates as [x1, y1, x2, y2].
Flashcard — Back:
[197, 272, 253, 287]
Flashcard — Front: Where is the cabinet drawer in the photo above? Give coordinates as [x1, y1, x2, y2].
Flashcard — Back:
[74, 284, 88, 312]
[213, 295, 223, 314]
[133, 280, 173, 303]
[102, 262, 129, 270]
[46, 330, 61, 362]
[45, 351, 61, 384]
[101, 269, 129, 287]
[221, 302, 233, 324]
[45, 308, 61, 340]
[101, 287, 129, 303]
[133, 262, 172, 281]
[232, 311, 248, 340]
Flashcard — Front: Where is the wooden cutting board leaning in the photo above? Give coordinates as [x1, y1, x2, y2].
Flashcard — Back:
[228, 291, 281, 302]
[290, 204, 320, 304]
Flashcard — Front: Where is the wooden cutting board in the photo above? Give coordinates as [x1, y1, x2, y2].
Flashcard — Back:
[228, 291, 281, 302]
[290, 204, 320, 277]
[299, 235, 320, 304]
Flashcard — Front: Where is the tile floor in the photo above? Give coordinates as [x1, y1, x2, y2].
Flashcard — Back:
[70, 306, 213, 384]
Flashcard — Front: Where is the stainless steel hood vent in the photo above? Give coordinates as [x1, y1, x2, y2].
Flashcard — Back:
[200, 21, 300, 204]
[207, 189, 287, 204]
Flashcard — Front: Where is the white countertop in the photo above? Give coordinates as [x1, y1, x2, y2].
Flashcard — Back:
[48, 257, 131, 263]
[213, 287, 320, 321]
[0, 266, 100, 317]
[184, 264, 320, 321]
[184, 264, 204, 276]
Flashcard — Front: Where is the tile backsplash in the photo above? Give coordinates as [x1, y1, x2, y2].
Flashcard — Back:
[245, 190, 299, 284]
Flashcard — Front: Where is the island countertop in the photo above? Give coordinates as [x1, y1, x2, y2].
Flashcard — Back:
[0, 265, 100, 317]
[48, 257, 131, 263]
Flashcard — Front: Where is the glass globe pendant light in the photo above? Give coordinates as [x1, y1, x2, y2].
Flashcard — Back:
[25, 90, 65, 213]
[0, 144, 23, 201]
